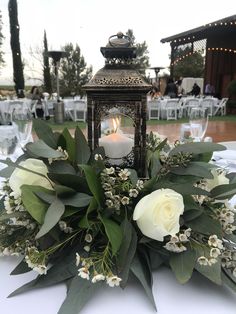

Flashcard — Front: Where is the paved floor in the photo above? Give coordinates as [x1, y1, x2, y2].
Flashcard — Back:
[146, 120, 236, 143]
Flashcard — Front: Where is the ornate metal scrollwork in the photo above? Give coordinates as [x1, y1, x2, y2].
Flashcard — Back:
[93, 76, 143, 86]
[96, 103, 136, 121]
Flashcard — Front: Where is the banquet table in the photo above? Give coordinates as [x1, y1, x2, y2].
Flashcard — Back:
[1, 145, 236, 314]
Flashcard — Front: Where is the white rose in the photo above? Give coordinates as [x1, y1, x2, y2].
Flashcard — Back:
[133, 188, 184, 241]
[206, 169, 229, 191]
[9, 158, 52, 196]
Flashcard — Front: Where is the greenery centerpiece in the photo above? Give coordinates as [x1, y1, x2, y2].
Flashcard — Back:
[0, 120, 236, 314]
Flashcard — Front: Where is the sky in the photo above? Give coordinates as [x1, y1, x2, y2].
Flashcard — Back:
[0, 0, 235, 85]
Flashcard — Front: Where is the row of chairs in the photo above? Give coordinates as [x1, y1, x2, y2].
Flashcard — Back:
[148, 97, 228, 120]
[31, 99, 87, 122]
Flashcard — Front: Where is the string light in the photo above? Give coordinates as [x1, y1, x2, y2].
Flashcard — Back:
[168, 20, 236, 45]
[171, 47, 236, 66]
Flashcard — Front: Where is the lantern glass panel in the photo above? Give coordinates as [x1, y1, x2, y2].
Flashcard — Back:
[99, 112, 135, 165]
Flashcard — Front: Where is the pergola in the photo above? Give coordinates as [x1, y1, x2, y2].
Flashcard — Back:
[161, 15, 236, 98]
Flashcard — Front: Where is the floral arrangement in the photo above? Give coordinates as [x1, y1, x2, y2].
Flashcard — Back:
[1, 120, 236, 314]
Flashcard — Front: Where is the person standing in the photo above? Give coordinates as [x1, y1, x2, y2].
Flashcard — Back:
[205, 83, 215, 96]
[164, 78, 178, 98]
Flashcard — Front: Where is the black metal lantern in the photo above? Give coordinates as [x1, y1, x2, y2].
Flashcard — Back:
[83, 32, 151, 177]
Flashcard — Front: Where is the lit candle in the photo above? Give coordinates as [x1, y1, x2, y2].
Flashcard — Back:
[99, 117, 134, 161]
[99, 132, 134, 159]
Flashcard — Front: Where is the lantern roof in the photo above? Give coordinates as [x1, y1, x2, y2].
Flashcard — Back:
[84, 32, 151, 92]
[84, 67, 151, 91]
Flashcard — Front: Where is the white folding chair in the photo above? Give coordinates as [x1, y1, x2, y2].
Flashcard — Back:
[184, 98, 200, 117]
[200, 98, 215, 116]
[165, 99, 179, 120]
[147, 99, 160, 120]
[214, 98, 228, 116]
[64, 100, 75, 121]
[74, 100, 87, 122]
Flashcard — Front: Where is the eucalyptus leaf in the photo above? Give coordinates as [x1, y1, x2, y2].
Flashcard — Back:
[118, 220, 137, 288]
[100, 216, 122, 256]
[195, 259, 222, 285]
[130, 253, 157, 311]
[78, 197, 98, 228]
[21, 185, 51, 224]
[75, 127, 91, 164]
[169, 248, 196, 284]
[33, 119, 57, 149]
[149, 153, 162, 178]
[10, 259, 32, 275]
[26, 140, 64, 158]
[61, 128, 76, 162]
[169, 142, 226, 156]
[48, 160, 76, 175]
[170, 161, 214, 179]
[9, 255, 77, 297]
[54, 185, 76, 196]
[210, 183, 236, 200]
[224, 233, 236, 244]
[149, 251, 164, 270]
[63, 207, 80, 218]
[0, 165, 15, 178]
[35, 191, 56, 204]
[183, 195, 202, 211]
[183, 208, 203, 221]
[227, 172, 236, 184]
[48, 173, 90, 194]
[186, 213, 222, 237]
[128, 168, 138, 186]
[61, 193, 92, 208]
[79, 165, 104, 206]
[58, 276, 103, 314]
[36, 198, 65, 239]
[154, 181, 209, 196]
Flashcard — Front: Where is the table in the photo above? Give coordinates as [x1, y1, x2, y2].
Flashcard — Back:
[1, 146, 236, 314]
[1, 257, 236, 314]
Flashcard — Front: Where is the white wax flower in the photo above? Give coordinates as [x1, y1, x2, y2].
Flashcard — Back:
[9, 158, 52, 196]
[206, 169, 229, 191]
[133, 189, 184, 241]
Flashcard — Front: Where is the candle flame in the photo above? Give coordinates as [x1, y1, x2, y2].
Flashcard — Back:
[112, 117, 120, 133]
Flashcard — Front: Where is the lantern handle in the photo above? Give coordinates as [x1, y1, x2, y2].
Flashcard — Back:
[108, 32, 131, 48]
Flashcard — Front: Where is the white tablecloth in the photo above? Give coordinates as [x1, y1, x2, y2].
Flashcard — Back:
[0, 257, 236, 314]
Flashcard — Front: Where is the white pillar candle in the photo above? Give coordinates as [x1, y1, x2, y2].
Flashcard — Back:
[99, 132, 134, 159]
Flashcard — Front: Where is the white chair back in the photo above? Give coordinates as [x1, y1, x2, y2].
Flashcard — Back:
[165, 99, 179, 120]
[147, 100, 161, 120]
[200, 98, 215, 116]
[214, 98, 228, 116]
[184, 98, 200, 117]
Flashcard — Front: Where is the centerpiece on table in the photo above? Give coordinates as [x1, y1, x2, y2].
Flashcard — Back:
[1, 32, 236, 314]
[0, 119, 236, 314]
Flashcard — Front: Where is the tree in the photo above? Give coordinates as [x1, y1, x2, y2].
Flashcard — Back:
[59, 43, 92, 97]
[0, 11, 4, 70]
[43, 30, 52, 94]
[8, 0, 25, 97]
[172, 46, 204, 78]
[125, 29, 150, 76]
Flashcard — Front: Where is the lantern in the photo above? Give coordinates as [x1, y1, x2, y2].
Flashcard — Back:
[83, 32, 151, 177]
